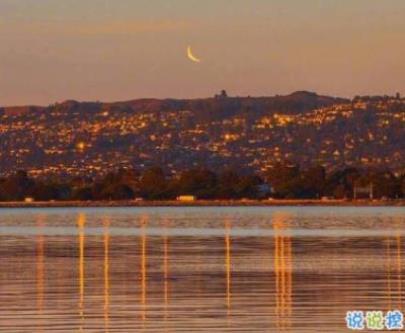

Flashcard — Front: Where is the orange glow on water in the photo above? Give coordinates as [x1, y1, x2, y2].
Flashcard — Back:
[163, 219, 170, 319]
[273, 213, 292, 330]
[396, 234, 402, 309]
[225, 221, 232, 314]
[386, 230, 403, 310]
[36, 215, 45, 328]
[140, 216, 148, 323]
[77, 213, 86, 330]
[104, 218, 110, 333]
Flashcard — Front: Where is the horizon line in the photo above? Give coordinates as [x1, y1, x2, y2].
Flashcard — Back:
[1, 90, 403, 109]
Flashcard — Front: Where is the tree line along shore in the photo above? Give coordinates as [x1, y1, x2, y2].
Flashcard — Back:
[0, 164, 403, 203]
[0, 199, 403, 209]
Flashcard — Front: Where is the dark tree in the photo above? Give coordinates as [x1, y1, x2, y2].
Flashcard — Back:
[0, 170, 34, 201]
[174, 168, 217, 199]
[216, 169, 241, 199]
[265, 163, 300, 198]
[139, 167, 168, 200]
[324, 167, 361, 199]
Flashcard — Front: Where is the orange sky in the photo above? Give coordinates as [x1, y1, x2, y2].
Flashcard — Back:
[0, 0, 404, 106]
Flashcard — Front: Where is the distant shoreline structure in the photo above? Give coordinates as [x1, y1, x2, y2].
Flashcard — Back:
[0, 199, 403, 209]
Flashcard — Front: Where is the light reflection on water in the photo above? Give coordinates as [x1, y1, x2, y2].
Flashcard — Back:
[274, 213, 292, 331]
[0, 207, 404, 332]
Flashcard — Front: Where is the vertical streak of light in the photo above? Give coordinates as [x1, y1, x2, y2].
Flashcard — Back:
[273, 213, 292, 331]
[164, 234, 169, 319]
[78, 213, 85, 331]
[141, 234, 146, 321]
[163, 218, 170, 330]
[36, 216, 45, 331]
[396, 234, 402, 308]
[225, 226, 232, 314]
[274, 232, 280, 324]
[387, 237, 392, 310]
[141, 216, 148, 323]
[104, 218, 110, 333]
[284, 233, 292, 317]
[280, 236, 285, 314]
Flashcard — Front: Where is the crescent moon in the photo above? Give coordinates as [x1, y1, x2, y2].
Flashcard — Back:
[187, 46, 201, 63]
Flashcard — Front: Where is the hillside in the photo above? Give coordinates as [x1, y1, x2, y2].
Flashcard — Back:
[0, 91, 403, 178]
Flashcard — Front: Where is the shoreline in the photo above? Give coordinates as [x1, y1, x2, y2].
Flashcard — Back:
[0, 199, 403, 208]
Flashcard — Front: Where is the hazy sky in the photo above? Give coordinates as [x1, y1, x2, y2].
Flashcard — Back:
[0, 0, 404, 106]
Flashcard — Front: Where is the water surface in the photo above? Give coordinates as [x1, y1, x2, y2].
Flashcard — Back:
[0, 207, 404, 332]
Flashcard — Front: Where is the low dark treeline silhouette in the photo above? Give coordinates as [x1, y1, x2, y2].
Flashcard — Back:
[0, 165, 403, 202]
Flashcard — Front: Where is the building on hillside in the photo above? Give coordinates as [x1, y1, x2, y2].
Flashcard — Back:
[256, 184, 272, 199]
[353, 183, 373, 200]
[177, 195, 196, 202]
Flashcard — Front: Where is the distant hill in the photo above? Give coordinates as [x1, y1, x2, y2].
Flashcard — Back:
[0, 105, 45, 116]
[0, 91, 403, 178]
[1, 91, 346, 116]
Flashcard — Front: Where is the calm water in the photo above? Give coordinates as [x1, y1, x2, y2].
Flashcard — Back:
[0, 206, 404, 332]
